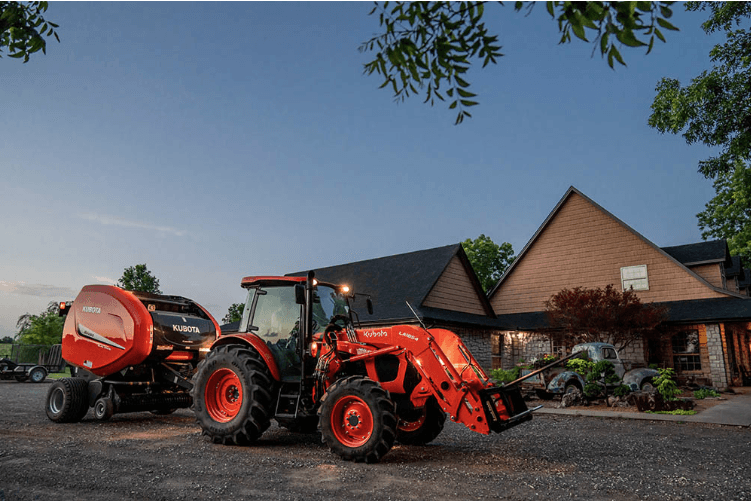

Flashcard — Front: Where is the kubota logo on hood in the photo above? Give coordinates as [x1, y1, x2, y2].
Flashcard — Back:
[173, 325, 200, 333]
[363, 329, 388, 338]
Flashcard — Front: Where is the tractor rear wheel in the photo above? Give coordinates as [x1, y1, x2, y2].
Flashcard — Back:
[191, 344, 274, 445]
[396, 397, 445, 445]
[46, 378, 90, 423]
[319, 376, 396, 463]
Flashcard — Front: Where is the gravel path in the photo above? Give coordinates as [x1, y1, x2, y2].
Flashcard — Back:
[1, 380, 750, 501]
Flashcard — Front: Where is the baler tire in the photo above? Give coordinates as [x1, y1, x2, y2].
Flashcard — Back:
[396, 397, 445, 446]
[150, 408, 177, 415]
[46, 378, 90, 423]
[191, 344, 274, 446]
[94, 397, 114, 421]
[15, 375, 28, 383]
[319, 376, 396, 463]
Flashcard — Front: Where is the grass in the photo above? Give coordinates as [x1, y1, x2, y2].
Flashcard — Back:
[0, 343, 11, 358]
[645, 409, 698, 416]
[48, 367, 72, 379]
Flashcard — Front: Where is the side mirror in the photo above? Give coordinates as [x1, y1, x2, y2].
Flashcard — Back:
[366, 298, 373, 315]
[295, 284, 305, 305]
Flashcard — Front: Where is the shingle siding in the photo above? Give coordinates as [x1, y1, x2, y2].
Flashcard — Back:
[490, 192, 726, 315]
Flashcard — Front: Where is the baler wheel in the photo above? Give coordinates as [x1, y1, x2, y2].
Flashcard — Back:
[191, 344, 273, 445]
[396, 396, 446, 445]
[94, 397, 114, 421]
[46, 378, 90, 423]
[319, 376, 396, 463]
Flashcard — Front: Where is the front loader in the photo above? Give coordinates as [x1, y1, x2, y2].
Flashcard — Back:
[192, 272, 538, 463]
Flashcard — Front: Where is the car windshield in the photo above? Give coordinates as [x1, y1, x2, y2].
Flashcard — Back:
[312, 285, 349, 334]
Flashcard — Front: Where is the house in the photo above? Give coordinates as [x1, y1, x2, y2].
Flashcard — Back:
[287, 244, 500, 369]
[487, 186, 751, 388]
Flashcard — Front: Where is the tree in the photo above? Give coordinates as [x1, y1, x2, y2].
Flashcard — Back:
[462, 234, 515, 292]
[0, 1, 59, 63]
[361, 1, 679, 124]
[697, 163, 751, 261]
[1, 336, 13, 344]
[545, 284, 666, 351]
[648, 2, 751, 179]
[15, 301, 64, 345]
[222, 302, 244, 324]
[118, 264, 162, 294]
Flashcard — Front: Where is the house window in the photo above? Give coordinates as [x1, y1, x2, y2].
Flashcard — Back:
[621, 265, 649, 291]
[672, 330, 701, 372]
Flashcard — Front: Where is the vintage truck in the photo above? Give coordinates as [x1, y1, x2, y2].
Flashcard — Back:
[520, 342, 659, 398]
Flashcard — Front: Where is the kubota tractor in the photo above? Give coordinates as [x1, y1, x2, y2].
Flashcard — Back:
[191, 272, 538, 463]
[46, 285, 219, 423]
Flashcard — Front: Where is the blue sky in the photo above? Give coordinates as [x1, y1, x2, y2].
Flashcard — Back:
[0, 2, 725, 338]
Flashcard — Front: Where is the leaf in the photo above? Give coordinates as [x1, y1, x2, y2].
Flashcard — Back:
[572, 22, 588, 42]
[656, 17, 678, 31]
[460, 100, 479, 107]
[449, 100, 458, 109]
[456, 88, 476, 98]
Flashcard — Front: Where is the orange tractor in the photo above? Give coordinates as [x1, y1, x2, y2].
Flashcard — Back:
[192, 272, 538, 463]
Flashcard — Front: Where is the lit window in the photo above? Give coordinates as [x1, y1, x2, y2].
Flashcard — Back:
[621, 265, 649, 291]
[672, 330, 701, 372]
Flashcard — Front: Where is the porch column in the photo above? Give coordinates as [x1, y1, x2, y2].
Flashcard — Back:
[706, 323, 729, 389]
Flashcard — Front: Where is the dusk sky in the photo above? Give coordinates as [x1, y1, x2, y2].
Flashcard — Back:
[1, 2, 725, 339]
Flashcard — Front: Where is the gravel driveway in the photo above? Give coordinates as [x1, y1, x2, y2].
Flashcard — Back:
[1, 380, 750, 501]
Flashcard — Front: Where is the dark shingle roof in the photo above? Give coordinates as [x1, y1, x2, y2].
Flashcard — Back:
[494, 296, 751, 331]
[727, 256, 743, 277]
[288, 244, 493, 326]
[661, 297, 751, 323]
[740, 269, 751, 288]
[661, 240, 731, 267]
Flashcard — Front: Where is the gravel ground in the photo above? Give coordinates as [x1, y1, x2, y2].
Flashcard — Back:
[1, 380, 750, 501]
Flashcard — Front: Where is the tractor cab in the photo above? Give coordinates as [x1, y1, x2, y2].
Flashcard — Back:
[236, 276, 353, 382]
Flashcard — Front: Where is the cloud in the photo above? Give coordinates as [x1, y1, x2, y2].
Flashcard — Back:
[78, 213, 187, 237]
[0, 281, 78, 298]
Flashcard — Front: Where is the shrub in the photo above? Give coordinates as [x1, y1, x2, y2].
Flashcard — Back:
[693, 388, 721, 399]
[490, 367, 520, 384]
[653, 368, 682, 401]
[613, 384, 631, 397]
[645, 409, 697, 415]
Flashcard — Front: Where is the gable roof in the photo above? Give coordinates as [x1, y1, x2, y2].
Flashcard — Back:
[288, 244, 495, 326]
[488, 186, 743, 302]
[661, 240, 732, 268]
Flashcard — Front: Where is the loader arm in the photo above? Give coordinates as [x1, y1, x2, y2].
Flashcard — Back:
[335, 324, 538, 435]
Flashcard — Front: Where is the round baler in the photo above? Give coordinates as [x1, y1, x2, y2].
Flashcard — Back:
[46, 285, 219, 422]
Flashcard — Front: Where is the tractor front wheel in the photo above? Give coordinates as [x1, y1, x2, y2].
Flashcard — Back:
[191, 344, 274, 445]
[319, 376, 396, 463]
[396, 396, 446, 445]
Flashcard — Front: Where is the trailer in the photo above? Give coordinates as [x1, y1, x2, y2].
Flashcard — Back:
[0, 344, 66, 383]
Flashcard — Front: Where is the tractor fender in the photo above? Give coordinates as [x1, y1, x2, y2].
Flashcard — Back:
[547, 371, 586, 394]
[210, 334, 282, 382]
[623, 368, 660, 391]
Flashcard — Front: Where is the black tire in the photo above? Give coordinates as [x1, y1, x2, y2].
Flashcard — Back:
[94, 397, 114, 421]
[46, 378, 90, 423]
[396, 397, 445, 445]
[319, 376, 397, 463]
[14, 375, 28, 382]
[191, 344, 274, 445]
[29, 367, 47, 383]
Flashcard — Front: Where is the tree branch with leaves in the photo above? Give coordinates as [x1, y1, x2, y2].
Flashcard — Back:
[0, 1, 59, 63]
[361, 1, 678, 124]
